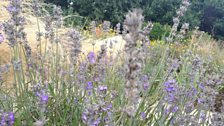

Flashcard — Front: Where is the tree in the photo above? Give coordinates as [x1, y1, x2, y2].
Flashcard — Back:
[45, 0, 224, 40]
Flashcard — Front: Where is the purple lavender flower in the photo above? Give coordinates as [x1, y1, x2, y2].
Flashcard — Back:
[172, 106, 179, 113]
[143, 83, 149, 90]
[40, 95, 49, 104]
[93, 118, 101, 125]
[164, 79, 176, 92]
[198, 83, 204, 90]
[87, 52, 96, 64]
[7, 6, 17, 13]
[168, 93, 176, 103]
[165, 106, 179, 115]
[86, 82, 94, 96]
[74, 98, 79, 105]
[164, 79, 178, 103]
[82, 112, 87, 122]
[140, 112, 146, 120]
[0, 113, 6, 125]
[166, 86, 175, 92]
[192, 87, 198, 96]
[141, 75, 150, 90]
[0, 112, 15, 126]
[8, 112, 15, 125]
[103, 113, 112, 125]
[81, 111, 101, 126]
[199, 111, 206, 123]
[102, 103, 112, 111]
[36, 90, 49, 104]
[107, 103, 112, 109]
[0, 24, 3, 31]
[0, 34, 4, 44]
[99, 85, 107, 91]
[98, 86, 107, 98]
[31, 0, 42, 17]
[86, 82, 93, 90]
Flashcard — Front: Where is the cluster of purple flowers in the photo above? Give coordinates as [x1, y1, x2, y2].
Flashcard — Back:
[0, 34, 3, 44]
[87, 52, 96, 64]
[3, 0, 26, 46]
[164, 79, 178, 104]
[82, 81, 114, 126]
[0, 112, 15, 126]
[140, 75, 150, 91]
[0, 64, 10, 82]
[31, 82, 49, 125]
[0, 23, 4, 44]
[85, 81, 94, 95]
[36, 90, 49, 106]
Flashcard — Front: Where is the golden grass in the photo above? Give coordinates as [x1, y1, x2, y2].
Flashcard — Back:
[0, 1, 125, 86]
[0, 1, 125, 61]
[192, 33, 224, 65]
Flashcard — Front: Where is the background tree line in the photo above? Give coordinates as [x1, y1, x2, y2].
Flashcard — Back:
[45, 0, 224, 40]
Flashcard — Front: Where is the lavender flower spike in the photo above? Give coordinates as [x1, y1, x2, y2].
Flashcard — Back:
[8, 112, 15, 126]
[87, 51, 96, 64]
[0, 34, 4, 44]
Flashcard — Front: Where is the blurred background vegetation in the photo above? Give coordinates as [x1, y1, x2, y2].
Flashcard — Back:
[45, 0, 224, 40]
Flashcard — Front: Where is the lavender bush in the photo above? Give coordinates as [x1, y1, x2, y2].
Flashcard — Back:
[0, 0, 223, 126]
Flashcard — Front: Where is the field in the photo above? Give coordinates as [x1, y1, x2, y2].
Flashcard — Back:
[0, 0, 224, 126]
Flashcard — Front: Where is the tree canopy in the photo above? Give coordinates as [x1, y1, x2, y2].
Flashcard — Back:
[45, 0, 224, 40]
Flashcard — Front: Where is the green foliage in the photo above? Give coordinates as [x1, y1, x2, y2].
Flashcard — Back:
[145, 0, 181, 25]
[200, 5, 224, 40]
[149, 23, 171, 40]
[45, 0, 224, 40]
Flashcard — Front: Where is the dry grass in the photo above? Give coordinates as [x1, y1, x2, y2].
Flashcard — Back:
[0, 1, 125, 85]
[192, 33, 224, 65]
[0, 1, 125, 61]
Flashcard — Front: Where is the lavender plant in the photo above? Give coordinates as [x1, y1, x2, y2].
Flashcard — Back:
[0, 0, 223, 126]
[167, 0, 190, 43]
[122, 8, 151, 118]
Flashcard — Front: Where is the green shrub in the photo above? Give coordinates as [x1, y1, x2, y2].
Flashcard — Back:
[149, 22, 171, 40]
